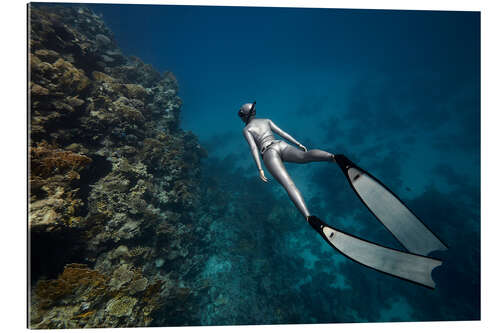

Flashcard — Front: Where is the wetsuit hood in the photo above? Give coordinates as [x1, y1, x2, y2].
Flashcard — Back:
[238, 101, 256, 124]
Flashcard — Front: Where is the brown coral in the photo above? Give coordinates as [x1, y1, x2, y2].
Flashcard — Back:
[92, 70, 116, 82]
[53, 58, 90, 93]
[34, 263, 109, 309]
[30, 141, 92, 178]
[30, 261, 166, 328]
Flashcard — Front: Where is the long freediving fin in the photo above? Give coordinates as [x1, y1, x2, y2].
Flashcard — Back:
[334, 154, 447, 256]
[307, 216, 442, 288]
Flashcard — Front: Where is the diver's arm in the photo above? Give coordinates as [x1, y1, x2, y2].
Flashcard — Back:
[243, 128, 269, 182]
[269, 120, 307, 151]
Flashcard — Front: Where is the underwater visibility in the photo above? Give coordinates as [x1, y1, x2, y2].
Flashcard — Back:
[28, 3, 480, 328]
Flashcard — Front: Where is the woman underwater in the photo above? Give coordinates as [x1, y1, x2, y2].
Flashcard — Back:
[239, 101, 335, 221]
[238, 101, 447, 289]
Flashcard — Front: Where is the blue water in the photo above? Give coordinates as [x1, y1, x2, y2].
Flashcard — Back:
[88, 3, 480, 324]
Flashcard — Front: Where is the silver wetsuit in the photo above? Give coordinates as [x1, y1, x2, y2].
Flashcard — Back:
[243, 118, 334, 219]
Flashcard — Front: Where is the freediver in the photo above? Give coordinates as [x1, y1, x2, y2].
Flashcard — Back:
[239, 102, 335, 221]
[238, 101, 447, 288]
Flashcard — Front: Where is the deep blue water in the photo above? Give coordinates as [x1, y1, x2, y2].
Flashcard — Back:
[87, 3, 480, 324]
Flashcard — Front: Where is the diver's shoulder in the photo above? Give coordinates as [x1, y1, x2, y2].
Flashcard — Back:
[242, 123, 253, 133]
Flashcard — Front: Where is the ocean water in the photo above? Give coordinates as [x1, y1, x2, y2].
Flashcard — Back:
[32, 3, 480, 326]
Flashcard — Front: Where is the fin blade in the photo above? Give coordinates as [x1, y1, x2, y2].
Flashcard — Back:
[322, 225, 442, 288]
[335, 155, 447, 256]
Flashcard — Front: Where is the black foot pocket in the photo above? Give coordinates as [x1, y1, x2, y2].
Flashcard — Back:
[307, 215, 324, 233]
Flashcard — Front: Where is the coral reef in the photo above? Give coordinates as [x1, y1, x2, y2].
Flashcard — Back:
[30, 263, 163, 328]
[29, 141, 92, 230]
[29, 4, 207, 328]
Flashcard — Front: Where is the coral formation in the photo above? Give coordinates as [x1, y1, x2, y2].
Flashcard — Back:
[105, 296, 138, 317]
[29, 4, 207, 328]
[30, 263, 164, 328]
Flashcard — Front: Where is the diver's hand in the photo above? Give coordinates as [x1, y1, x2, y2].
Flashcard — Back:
[259, 169, 269, 183]
[299, 144, 307, 152]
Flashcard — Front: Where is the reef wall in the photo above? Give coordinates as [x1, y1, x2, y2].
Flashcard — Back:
[28, 5, 208, 328]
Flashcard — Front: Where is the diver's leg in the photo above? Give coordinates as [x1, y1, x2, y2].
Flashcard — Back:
[281, 144, 335, 164]
[263, 150, 310, 219]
